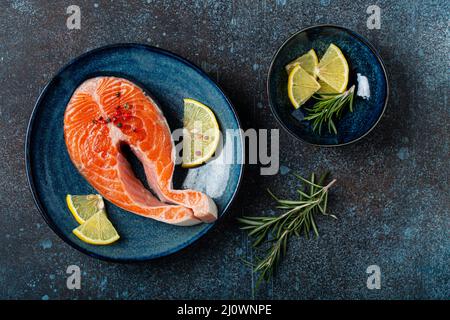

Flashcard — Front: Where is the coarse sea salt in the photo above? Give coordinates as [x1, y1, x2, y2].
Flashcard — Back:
[357, 73, 371, 99]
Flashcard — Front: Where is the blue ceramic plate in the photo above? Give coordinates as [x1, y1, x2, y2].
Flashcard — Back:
[267, 25, 388, 146]
[26, 44, 243, 261]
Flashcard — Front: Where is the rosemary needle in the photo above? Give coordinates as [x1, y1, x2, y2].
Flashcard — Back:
[237, 172, 337, 288]
[304, 85, 355, 134]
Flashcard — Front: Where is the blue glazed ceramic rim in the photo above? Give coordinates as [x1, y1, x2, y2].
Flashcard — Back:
[25, 43, 244, 262]
[267, 24, 389, 147]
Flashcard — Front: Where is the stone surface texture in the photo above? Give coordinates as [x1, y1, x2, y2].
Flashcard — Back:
[0, 0, 448, 299]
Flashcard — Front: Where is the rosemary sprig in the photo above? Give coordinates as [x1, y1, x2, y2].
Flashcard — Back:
[304, 85, 355, 134]
[237, 172, 337, 288]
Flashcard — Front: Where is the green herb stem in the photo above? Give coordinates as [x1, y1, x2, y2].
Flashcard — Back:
[304, 85, 355, 134]
[237, 172, 337, 287]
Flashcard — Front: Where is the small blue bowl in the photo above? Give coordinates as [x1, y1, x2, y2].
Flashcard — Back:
[267, 25, 389, 146]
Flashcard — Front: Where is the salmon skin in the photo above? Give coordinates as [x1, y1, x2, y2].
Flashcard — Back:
[64, 77, 217, 226]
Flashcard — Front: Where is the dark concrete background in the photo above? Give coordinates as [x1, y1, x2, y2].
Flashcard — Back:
[0, 0, 448, 299]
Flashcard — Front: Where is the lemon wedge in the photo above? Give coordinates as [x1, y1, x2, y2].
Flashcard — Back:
[287, 65, 321, 108]
[182, 98, 220, 168]
[317, 79, 340, 94]
[285, 49, 319, 76]
[73, 210, 120, 245]
[66, 194, 104, 224]
[316, 44, 349, 93]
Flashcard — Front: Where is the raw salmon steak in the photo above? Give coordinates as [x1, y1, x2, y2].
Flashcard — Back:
[64, 77, 217, 226]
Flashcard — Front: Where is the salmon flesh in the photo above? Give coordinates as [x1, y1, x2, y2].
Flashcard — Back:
[64, 77, 217, 226]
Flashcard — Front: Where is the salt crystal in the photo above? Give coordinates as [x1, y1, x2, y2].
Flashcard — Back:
[357, 73, 371, 100]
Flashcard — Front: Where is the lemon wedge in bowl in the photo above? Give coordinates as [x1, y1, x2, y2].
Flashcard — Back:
[287, 65, 321, 108]
[316, 43, 349, 93]
[285, 49, 319, 75]
[317, 79, 341, 94]
[73, 210, 120, 245]
[182, 98, 220, 168]
[66, 194, 104, 224]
